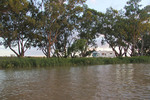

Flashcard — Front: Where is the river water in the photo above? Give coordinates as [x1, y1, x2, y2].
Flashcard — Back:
[0, 64, 150, 100]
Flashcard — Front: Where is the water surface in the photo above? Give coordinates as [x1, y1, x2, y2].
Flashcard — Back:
[0, 64, 150, 100]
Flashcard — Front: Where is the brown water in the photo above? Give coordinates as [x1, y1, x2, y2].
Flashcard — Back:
[0, 64, 150, 100]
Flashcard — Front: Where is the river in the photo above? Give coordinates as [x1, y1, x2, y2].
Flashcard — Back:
[0, 64, 150, 100]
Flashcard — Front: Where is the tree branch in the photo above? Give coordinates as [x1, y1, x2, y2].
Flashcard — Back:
[9, 45, 19, 57]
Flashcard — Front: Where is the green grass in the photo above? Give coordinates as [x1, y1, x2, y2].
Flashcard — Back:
[0, 56, 150, 68]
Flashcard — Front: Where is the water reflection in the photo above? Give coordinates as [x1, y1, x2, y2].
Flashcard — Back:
[0, 64, 150, 100]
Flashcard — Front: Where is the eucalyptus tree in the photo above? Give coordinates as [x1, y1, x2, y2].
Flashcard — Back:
[137, 34, 150, 56]
[67, 39, 87, 57]
[101, 8, 130, 57]
[143, 34, 150, 55]
[36, 0, 86, 58]
[77, 6, 104, 57]
[0, 0, 38, 57]
[0, 0, 10, 13]
[0, 0, 11, 35]
[101, 0, 150, 57]
[53, 1, 84, 58]
[53, 25, 75, 58]
[137, 5, 150, 56]
[124, 0, 144, 56]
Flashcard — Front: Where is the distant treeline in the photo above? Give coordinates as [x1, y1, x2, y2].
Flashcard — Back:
[0, 0, 150, 58]
[0, 56, 150, 68]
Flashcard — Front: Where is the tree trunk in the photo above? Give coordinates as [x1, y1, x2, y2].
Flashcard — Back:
[131, 39, 136, 56]
[111, 46, 119, 57]
[118, 46, 123, 57]
[64, 43, 67, 58]
[9, 46, 19, 57]
[140, 35, 144, 56]
[47, 46, 51, 58]
[123, 47, 128, 57]
[20, 44, 25, 57]
[9, 42, 25, 57]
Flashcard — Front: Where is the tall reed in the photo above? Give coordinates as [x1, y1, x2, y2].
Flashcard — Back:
[0, 56, 150, 68]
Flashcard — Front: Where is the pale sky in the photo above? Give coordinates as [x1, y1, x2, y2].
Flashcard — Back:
[0, 0, 150, 56]
[86, 0, 150, 12]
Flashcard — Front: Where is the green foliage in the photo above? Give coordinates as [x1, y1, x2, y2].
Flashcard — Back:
[68, 39, 88, 57]
[8, 0, 29, 14]
[124, 0, 150, 56]
[0, 0, 38, 57]
[137, 34, 150, 55]
[0, 0, 150, 58]
[100, 0, 150, 57]
[35, 0, 85, 58]
[101, 7, 129, 57]
[53, 1, 85, 58]
[0, 56, 150, 69]
[125, 0, 141, 17]
[78, 7, 103, 49]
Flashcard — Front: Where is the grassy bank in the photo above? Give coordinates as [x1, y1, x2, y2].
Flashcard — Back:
[0, 56, 150, 68]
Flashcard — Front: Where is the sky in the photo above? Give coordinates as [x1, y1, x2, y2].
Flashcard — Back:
[0, 0, 150, 56]
[86, 0, 150, 13]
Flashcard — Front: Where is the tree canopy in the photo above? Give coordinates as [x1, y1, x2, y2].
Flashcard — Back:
[0, 0, 149, 57]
